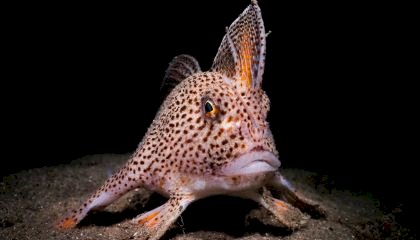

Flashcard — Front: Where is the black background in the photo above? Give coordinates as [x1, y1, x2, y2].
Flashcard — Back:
[2, 0, 415, 222]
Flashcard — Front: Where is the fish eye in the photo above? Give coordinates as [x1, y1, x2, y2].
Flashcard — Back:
[203, 99, 218, 118]
[204, 101, 213, 113]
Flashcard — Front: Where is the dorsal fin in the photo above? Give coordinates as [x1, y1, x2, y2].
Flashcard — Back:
[211, 1, 266, 89]
[161, 54, 201, 96]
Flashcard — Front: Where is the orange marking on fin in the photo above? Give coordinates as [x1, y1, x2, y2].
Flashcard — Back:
[239, 38, 252, 88]
[145, 216, 159, 228]
[274, 199, 287, 209]
[58, 218, 77, 229]
[138, 211, 159, 227]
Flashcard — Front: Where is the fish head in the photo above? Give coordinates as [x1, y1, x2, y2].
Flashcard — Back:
[156, 2, 279, 178]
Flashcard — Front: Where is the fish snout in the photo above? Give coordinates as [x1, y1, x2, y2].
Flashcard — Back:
[221, 150, 280, 176]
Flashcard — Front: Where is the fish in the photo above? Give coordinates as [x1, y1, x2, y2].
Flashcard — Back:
[57, 1, 325, 239]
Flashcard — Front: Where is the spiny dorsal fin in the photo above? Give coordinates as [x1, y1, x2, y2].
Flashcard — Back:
[161, 54, 201, 96]
[211, 1, 266, 89]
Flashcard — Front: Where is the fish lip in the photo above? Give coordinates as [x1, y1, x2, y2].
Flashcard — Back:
[221, 149, 281, 176]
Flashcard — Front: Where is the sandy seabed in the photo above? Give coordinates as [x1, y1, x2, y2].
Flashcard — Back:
[0, 154, 415, 240]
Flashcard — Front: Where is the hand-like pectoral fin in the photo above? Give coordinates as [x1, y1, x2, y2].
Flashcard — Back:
[132, 195, 194, 240]
[248, 188, 309, 229]
[268, 172, 327, 219]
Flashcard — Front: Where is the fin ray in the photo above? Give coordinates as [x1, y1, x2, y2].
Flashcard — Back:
[211, 2, 266, 89]
[161, 54, 201, 96]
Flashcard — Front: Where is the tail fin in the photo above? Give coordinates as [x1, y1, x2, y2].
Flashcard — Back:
[56, 164, 142, 229]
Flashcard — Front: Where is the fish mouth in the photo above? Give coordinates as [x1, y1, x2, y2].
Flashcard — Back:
[221, 148, 280, 176]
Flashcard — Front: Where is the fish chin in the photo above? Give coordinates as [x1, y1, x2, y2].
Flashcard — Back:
[221, 151, 280, 176]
